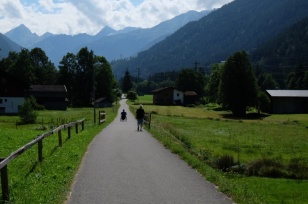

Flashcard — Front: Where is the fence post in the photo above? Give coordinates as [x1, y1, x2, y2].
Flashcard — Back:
[75, 123, 78, 134]
[58, 130, 62, 147]
[82, 120, 84, 130]
[68, 126, 71, 139]
[1, 158, 9, 202]
[38, 139, 43, 162]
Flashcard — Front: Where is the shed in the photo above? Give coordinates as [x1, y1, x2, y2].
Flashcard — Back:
[184, 91, 198, 105]
[152, 87, 183, 105]
[29, 85, 68, 110]
[266, 90, 308, 114]
[95, 97, 113, 108]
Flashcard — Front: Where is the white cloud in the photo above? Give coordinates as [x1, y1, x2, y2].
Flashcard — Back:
[0, 0, 233, 36]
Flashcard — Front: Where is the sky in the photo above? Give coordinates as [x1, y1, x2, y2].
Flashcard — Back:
[0, 0, 233, 36]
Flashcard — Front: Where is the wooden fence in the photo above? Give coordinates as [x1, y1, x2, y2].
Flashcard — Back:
[144, 113, 152, 129]
[0, 119, 85, 202]
[99, 111, 106, 124]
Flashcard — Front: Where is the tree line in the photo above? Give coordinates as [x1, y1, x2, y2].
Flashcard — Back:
[122, 50, 308, 116]
[0, 47, 117, 107]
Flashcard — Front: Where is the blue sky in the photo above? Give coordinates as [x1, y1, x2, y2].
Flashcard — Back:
[0, 0, 233, 35]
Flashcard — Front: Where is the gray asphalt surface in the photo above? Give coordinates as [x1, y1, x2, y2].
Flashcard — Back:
[65, 99, 233, 204]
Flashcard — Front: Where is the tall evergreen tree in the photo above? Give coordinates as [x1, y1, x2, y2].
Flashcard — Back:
[122, 70, 133, 93]
[219, 51, 258, 116]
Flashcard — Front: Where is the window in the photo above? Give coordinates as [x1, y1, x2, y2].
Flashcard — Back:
[0, 99, 2, 104]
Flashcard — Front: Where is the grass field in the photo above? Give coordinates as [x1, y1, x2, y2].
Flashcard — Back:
[0, 106, 118, 203]
[1, 95, 308, 204]
[130, 95, 308, 204]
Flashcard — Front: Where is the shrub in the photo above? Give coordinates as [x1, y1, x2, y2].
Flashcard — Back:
[247, 158, 288, 178]
[18, 97, 38, 124]
[126, 90, 138, 100]
[215, 154, 235, 172]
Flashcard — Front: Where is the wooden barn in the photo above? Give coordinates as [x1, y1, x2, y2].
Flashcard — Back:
[152, 87, 184, 105]
[29, 85, 68, 110]
[0, 70, 29, 115]
[95, 97, 113, 108]
[266, 90, 308, 114]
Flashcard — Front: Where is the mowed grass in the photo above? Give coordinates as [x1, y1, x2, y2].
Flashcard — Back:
[0, 106, 119, 203]
[130, 95, 308, 203]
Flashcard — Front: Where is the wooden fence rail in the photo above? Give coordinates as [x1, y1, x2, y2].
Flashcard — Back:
[144, 113, 152, 129]
[99, 111, 106, 124]
[0, 118, 85, 202]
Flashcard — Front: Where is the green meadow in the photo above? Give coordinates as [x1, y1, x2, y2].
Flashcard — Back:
[131, 95, 308, 204]
[0, 106, 118, 204]
[1, 96, 308, 204]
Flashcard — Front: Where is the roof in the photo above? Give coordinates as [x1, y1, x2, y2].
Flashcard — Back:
[266, 90, 308, 97]
[30, 85, 67, 93]
[184, 91, 197, 96]
[151, 87, 175, 93]
[95, 97, 112, 103]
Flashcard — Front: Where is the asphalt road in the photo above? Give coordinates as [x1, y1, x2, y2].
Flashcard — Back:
[65, 99, 233, 204]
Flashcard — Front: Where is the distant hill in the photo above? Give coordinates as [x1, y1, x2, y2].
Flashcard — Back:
[4, 10, 209, 67]
[0, 33, 22, 59]
[111, 0, 308, 79]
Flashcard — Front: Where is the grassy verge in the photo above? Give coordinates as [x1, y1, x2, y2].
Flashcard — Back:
[0, 105, 118, 204]
[129, 95, 308, 203]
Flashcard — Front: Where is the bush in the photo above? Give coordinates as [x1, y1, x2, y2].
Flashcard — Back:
[18, 97, 38, 124]
[258, 91, 271, 113]
[215, 154, 235, 172]
[247, 158, 288, 178]
[126, 90, 138, 100]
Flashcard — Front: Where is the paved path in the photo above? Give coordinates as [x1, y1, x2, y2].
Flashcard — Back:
[66, 99, 233, 204]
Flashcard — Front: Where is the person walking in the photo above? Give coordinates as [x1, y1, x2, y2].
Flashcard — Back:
[136, 104, 145, 131]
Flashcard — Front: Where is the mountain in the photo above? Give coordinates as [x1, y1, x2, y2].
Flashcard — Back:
[84, 10, 210, 61]
[111, 0, 308, 79]
[252, 16, 308, 67]
[28, 10, 209, 66]
[0, 33, 22, 59]
[5, 24, 39, 48]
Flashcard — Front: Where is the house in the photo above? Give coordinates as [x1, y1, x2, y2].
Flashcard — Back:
[95, 97, 113, 108]
[29, 85, 68, 110]
[184, 91, 198, 105]
[152, 87, 184, 105]
[266, 90, 308, 114]
[0, 70, 29, 115]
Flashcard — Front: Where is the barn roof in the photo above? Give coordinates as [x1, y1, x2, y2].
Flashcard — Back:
[266, 90, 308, 97]
[184, 91, 197, 96]
[30, 85, 67, 93]
[151, 87, 174, 93]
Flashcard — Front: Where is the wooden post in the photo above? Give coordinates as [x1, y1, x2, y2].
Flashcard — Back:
[68, 126, 71, 139]
[0, 158, 9, 202]
[58, 129, 62, 147]
[38, 140, 43, 162]
[75, 123, 78, 134]
[82, 120, 84, 130]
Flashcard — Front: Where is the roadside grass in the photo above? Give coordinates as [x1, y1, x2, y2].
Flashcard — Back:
[0, 105, 119, 204]
[130, 95, 308, 203]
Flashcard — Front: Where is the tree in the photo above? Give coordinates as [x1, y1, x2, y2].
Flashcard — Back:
[219, 51, 258, 116]
[176, 68, 206, 99]
[258, 72, 279, 91]
[30, 48, 57, 85]
[122, 70, 133, 93]
[58, 53, 78, 106]
[0, 48, 57, 85]
[18, 96, 38, 124]
[95, 56, 116, 101]
[206, 63, 223, 103]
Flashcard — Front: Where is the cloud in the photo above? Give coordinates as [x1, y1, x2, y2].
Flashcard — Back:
[0, 0, 233, 36]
